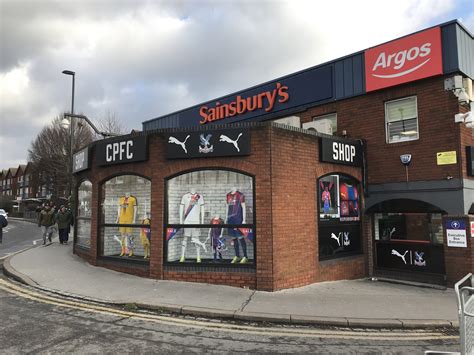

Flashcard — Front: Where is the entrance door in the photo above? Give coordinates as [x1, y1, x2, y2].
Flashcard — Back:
[373, 212, 446, 285]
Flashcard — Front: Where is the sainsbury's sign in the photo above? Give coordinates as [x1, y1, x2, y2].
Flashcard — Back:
[365, 27, 443, 92]
[199, 82, 289, 124]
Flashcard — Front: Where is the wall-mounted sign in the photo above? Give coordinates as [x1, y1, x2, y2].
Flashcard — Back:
[466, 147, 474, 176]
[446, 219, 467, 248]
[470, 221, 474, 238]
[436, 151, 457, 165]
[166, 128, 250, 159]
[199, 82, 289, 125]
[96, 136, 148, 166]
[144, 66, 333, 129]
[73, 147, 90, 173]
[365, 27, 442, 92]
[375, 241, 445, 274]
[320, 137, 363, 167]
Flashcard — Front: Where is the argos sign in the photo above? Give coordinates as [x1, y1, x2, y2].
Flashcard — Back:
[365, 27, 443, 92]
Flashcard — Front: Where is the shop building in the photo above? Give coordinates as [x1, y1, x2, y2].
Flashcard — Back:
[73, 20, 474, 290]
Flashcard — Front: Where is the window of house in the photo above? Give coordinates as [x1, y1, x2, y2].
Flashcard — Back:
[313, 113, 337, 135]
[318, 174, 362, 260]
[99, 175, 151, 260]
[385, 96, 418, 143]
[165, 169, 255, 266]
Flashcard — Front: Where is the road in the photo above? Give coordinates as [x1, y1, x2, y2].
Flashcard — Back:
[0, 219, 43, 259]
[0, 276, 460, 354]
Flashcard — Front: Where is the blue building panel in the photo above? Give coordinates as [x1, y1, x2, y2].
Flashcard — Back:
[143, 20, 472, 131]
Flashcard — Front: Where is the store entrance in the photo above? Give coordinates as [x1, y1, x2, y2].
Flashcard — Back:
[369, 200, 446, 285]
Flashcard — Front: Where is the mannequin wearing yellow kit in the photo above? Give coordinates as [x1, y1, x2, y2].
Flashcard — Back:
[116, 192, 137, 256]
[140, 215, 151, 259]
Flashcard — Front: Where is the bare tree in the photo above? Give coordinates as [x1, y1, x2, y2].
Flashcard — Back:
[28, 115, 94, 198]
[94, 111, 127, 139]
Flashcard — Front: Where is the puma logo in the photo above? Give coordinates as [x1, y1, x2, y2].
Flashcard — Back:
[391, 249, 408, 264]
[219, 133, 243, 152]
[169, 135, 190, 153]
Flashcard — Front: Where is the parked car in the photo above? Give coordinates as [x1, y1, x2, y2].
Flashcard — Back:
[0, 209, 8, 221]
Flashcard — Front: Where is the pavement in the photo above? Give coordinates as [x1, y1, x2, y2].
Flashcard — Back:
[2, 237, 460, 329]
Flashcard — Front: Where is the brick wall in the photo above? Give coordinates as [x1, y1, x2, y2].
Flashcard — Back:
[74, 125, 367, 291]
[300, 76, 462, 184]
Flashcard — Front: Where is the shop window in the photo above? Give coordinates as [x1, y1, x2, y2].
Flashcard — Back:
[318, 174, 361, 260]
[374, 213, 443, 244]
[100, 175, 151, 260]
[76, 180, 92, 248]
[385, 96, 418, 143]
[165, 170, 255, 265]
[312, 113, 337, 135]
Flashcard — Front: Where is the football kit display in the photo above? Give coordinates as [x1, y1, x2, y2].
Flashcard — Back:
[140, 217, 151, 259]
[226, 191, 245, 224]
[209, 217, 225, 261]
[226, 190, 248, 263]
[180, 192, 204, 224]
[118, 195, 137, 234]
[340, 183, 359, 217]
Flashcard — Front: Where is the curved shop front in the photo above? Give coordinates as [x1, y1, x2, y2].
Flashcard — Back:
[72, 123, 367, 291]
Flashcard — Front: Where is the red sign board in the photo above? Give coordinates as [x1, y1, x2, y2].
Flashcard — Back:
[470, 221, 474, 237]
[365, 27, 443, 92]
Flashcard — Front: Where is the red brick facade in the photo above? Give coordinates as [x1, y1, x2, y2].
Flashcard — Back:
[75, 125, 364, 291]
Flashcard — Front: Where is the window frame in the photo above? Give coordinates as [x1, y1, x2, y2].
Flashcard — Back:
[98, 173, 152, 261]
[317, 173, 363, 261]
[163, 168, 257, 268]
[385, 96, 419, 144]
[75, 179, 93, 249]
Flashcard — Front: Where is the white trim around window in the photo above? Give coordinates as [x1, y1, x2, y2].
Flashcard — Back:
[385, 96, 419, 144]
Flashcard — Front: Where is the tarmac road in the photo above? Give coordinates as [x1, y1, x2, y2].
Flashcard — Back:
[0, 219, 43, 260]
[0, 277, 460, 354]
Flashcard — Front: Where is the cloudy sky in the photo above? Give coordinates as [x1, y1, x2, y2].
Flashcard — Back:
[1, 0, 473, 170]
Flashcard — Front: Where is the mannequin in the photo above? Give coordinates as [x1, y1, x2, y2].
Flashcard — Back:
[179, 188, 206, 263]
[116, 192, 137, 257]
[226, 187, 248, 264]
[140, 213, 151, 259]
[205, 215, 226, 262]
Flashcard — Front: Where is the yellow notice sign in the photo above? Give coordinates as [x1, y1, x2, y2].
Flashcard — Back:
[437, 151, 457, 165]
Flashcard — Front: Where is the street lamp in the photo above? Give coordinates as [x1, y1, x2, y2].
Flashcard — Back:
[62, 70, 75, 198]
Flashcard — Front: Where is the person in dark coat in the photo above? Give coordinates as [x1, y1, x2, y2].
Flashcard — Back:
[0, 214, 7, 243]
[38, 205, 56, 244]
[55, 205, 73, 244]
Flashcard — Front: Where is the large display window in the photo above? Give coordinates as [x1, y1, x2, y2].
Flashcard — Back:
[318, 174, 362, 260]
[100, 175, 151, 260]
[76, 180, 92, 248]
[165, 169, 255, 265]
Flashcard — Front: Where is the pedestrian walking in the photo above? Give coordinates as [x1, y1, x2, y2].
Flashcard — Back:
[0, 214, 7, 244]
[55, 205, 73, 244]
[38, 204, 56, 244]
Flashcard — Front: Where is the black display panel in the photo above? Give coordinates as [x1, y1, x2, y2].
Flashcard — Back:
[375, 241, 445, 274]
[96, 136, 148, 166]
[319, 223, 362, 259]
[166, 128, 250, 159]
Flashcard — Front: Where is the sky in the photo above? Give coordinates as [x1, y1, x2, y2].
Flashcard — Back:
[1, 0, 473, 170]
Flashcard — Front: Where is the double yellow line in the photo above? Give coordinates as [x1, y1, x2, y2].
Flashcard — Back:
[0, 278, 459, 341]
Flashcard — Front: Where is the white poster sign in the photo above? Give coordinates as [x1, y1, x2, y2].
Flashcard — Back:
[447, 229, 467, 247]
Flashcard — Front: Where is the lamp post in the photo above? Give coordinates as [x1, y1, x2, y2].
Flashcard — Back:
[62, 70, 75, 198]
